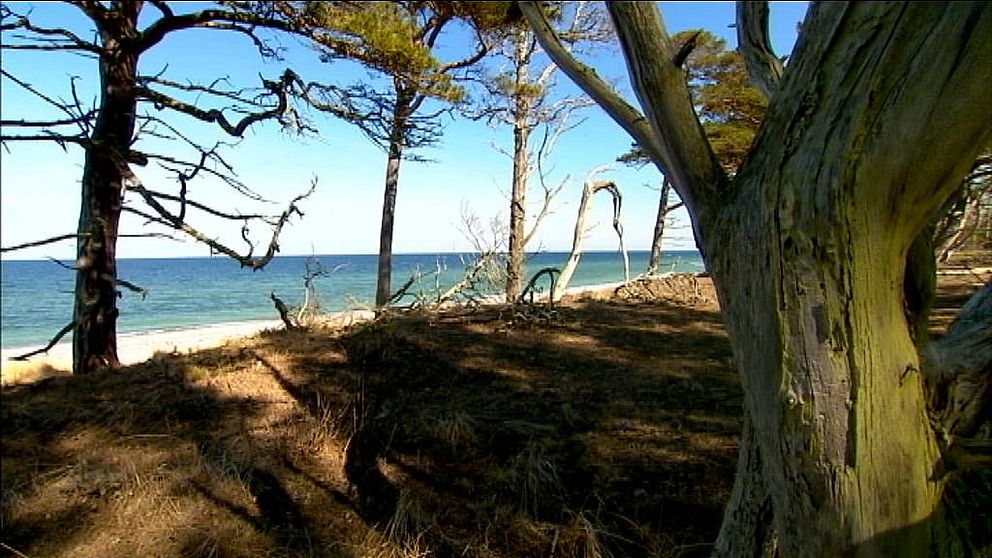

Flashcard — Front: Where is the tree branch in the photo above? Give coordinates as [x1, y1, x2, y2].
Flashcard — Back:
[132, 8, 301, 54]
[125, 175, 316, 270]
[9, 321, 75, 361]
[136, 69, 297, 138]
[606, 2, 727, 226]
[735, 1, 785, 99]
[1, 233, 84, 253]
[518, 1, 668, 178]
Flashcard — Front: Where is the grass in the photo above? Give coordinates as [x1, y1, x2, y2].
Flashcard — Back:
[1, 273, 988, 557]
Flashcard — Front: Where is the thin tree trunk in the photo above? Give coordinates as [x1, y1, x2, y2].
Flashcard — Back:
[73, 9, 140, 375]
[375, 88, 413, 308]
[506, 29, 533, 302]
[647, 178, 672, 275]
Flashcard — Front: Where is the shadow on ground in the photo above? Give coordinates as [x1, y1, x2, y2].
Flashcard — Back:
[1, 289, 742, 557]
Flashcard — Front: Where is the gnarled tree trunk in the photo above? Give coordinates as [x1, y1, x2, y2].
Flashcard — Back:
[700, 3, 992, 554]
[73, 6, 140, 375]
[523, 1, 992, 555]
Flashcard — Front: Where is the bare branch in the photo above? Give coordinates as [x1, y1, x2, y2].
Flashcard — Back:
[136, 69, 297, 138]
[0, 6, 101, 53]
[136, 188, 271, 222]
[736, 1, 785, 99]
[9, 322, 74, 361]
[517, 2, 667, 175]
[606, 2, 727, 224]
[132, 8, 302, 54]
[125, 174, 316, 270]
[1, 233, 85, 253]
[0, 69, 95, 132]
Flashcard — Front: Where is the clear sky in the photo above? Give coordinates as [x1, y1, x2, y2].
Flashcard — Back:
[0, 2, 809, 261]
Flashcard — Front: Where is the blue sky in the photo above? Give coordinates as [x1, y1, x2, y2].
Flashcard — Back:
[0, 2, 809, 260]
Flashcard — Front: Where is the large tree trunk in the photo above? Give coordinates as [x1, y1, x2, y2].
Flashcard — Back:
[701, 5, 992, 554]
[647, 178, 672, 276]
[505, 29, 534, 302]
[523, 0, 991, 554]
[73, 6, 141, 375]
[375, 86, 414, 308]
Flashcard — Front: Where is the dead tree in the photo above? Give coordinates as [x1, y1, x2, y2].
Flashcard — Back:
[469, 1, 611, 301]
[552, 167, 627, 301]
[0, 3, 314, 374]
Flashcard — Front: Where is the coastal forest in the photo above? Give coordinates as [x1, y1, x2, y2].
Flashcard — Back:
[2, 2, 991, 557]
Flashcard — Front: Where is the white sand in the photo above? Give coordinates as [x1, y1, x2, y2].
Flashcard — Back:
[1, 319, 282, 385]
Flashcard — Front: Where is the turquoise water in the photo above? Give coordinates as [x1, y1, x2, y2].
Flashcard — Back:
[0, 250, 704, 350]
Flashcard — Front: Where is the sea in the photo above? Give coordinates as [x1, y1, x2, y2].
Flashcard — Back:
[0, 250, 704, 351]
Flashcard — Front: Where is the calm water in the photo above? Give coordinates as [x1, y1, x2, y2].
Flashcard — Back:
[0, 250, 704, 350]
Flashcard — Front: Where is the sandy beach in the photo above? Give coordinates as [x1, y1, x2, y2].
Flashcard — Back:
[1, 319, 286, 386]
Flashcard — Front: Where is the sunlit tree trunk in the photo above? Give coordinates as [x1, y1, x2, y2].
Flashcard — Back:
[73, 5, 141, 375]
[506, 29, 534, 302]
[522, 1, 992, 554]
[701, 4, 991, 552]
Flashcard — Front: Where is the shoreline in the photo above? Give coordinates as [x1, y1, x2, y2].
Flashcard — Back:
[0, 279, 636, 386]
[1, 318, 284, 386]
[3, 269, 985, 386]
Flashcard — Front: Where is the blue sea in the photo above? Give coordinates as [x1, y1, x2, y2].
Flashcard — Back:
[0, 250, 704, 350]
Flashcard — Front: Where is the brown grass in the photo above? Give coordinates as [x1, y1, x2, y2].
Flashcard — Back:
[1, 273, 987, 558]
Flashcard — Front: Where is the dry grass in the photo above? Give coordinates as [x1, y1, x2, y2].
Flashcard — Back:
[1, 273, 988, 557]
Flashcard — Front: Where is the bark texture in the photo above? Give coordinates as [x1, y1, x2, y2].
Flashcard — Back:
[525, 1, 992, 555]
[73, 4, 141, 374]
[701, 4, 992, 555]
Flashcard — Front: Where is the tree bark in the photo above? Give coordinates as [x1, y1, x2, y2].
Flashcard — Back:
[73, 5, 141, 375]
[699, 5, 992, 554]
[647, 178, 673, 275]
[375, 85, 414, 308]
[524, 1, 992, 554]
[506, 28, 533, 302]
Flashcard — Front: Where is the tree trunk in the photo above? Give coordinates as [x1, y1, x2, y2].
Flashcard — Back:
[506, 29, 533, 302]
[375, 86, 414, 308]
[524, 1, 991, 554]
[73, 8, 140, 375]
[553, 180, 620, 301]
[647, 178, 672, 275]
[703, 5, 991, 553]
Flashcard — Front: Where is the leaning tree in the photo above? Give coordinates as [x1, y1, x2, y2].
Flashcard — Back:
[522, 1, 991, 556]
[0, 2, 315, 374]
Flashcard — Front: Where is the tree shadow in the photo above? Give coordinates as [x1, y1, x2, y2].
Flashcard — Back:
[1, 346, 360, 558]
[244, 296, 743, 557]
